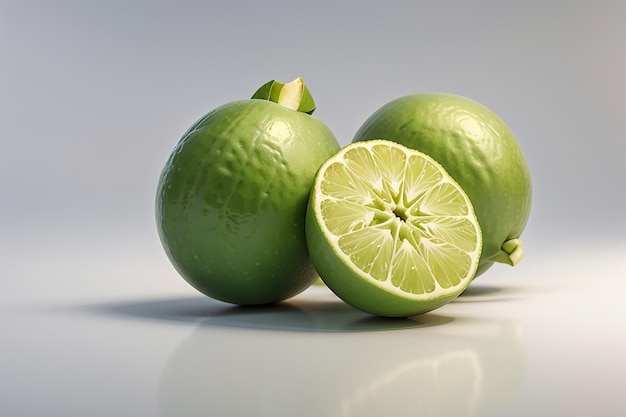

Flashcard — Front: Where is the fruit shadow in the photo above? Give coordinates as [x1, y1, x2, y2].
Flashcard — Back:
[89, 292, 453, 333]
[455, 283, 524, 303]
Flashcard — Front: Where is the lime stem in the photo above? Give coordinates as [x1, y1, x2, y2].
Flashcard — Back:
[490, 238, 524, 266]
[250, 77, 316, 114]
[277, 77, 305, 111]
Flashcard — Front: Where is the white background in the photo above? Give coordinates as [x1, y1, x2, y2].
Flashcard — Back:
[2, 0, 625, 242]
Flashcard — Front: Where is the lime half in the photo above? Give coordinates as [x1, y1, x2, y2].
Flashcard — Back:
[306, 140, 482, 317]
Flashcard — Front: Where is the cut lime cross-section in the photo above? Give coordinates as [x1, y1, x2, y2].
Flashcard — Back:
[305, 140, 482, 317]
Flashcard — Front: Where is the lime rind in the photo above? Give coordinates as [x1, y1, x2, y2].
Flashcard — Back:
[310, 140, 482, 305]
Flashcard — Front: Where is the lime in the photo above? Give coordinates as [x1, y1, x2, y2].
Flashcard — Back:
[353, 93, 532, 276]
[305, 140, 482, 317]
[156, 77, 340, 305]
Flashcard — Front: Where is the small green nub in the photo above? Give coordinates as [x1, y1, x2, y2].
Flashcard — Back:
[490, 238, 524, 266]
[251, 77, 316, 114]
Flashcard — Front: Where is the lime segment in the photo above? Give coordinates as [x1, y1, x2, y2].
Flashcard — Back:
[306, 140, 482, 317]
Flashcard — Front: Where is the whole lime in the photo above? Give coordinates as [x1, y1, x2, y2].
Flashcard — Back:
[353, 93, 532, 276]
[156, 78, 340, 304]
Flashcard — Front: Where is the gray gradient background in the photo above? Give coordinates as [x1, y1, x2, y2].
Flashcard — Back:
[2, 2, 626, 416]
[2, 0, 625, 245]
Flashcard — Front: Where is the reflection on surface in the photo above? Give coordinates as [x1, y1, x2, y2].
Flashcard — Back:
[154, 289, 525, 417]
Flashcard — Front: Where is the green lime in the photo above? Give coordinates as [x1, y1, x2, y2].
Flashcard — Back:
[156, 77, 340, 305]
[353, 93, 532, 276]
[306, 140, 482, 317]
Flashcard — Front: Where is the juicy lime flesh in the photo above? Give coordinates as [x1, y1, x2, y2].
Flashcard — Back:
[307, 140, 481, 316]
[157, 99, 340, 305]
[353, 93, 531, 276]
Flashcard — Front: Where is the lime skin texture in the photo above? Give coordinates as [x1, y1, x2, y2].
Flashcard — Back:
[353, 93, 532, 276]
[156, 99, 340, 305]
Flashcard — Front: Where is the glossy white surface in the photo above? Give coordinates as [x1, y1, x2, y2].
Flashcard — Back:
[2, 237, 625, 416]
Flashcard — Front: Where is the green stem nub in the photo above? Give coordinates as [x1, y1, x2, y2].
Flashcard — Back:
[490, 238, 525, 266]
[251, 77, 316, 114]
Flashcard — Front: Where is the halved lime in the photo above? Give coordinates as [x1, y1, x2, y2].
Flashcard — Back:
[305, 140, 482, 317]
